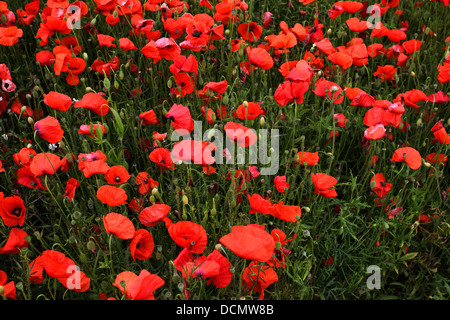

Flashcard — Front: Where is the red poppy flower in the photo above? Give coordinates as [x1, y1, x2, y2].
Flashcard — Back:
[78, 150, 110, 178]
[390, 147, 422, 170]
[135, 172, 159, 194]
[224, 121, 257, 147]
[96, 185, 128, 206]
[0, 195, 26, 227]
[432, 127, 450, 144]
[242, 261, 278, 300]
[105, 165, 131, 185]
[155, 37, 181, 61]
[43, 91, 72, 111]
[0, 26, 24, 47]
[169, 54, 198, 75]
[29, 152, 62, 176]
[425, 153, 447, 165]
[269, 201, 302, 223]
[236, 102, 263, 120]
[364, 123, 386, 140]
[171, 140, 216, 166]
[173, 248, 220, 280]
[238, 22, 263, 41]
[393, 89, 428, 109]
[219, 224, 275, 262]
[119, 38, 137, 51]
[327, 52, 353, 70]
[106, 13, 120, 25]
[311, 172, 338, 198]
[28, 256, 44, 284]
[184, 20, 210, 48]
[74, 92, 109, 116]
[274, 176, 289, 193]
[248, 193, 274, 215]
[78, 124, 106, 139]
[402, 39, 422, 54]
[371, 173, 392, 197]
[97, 34, 116, 48]
[41, 249, 90, 292]
[246, 46, 274, 70]
[103, 212, 135, 239]
[367, 43, 386, 58]
[346, 17, 370, 32]
[15, 166, 46, 191]
[130, 229, 155, 261]
[373, 65, 397, 81]
[139, 109, 158, 125]
[203, 80, 229, 94]
[90, 57, 120, 77]
[0, 228, 29, 254]
[139, 204, 171, 227]
[437, 61, 450, 83]
[204, 249, 233, 288]
[268, 229, 297, 268]
[149, 148, 175, 170]
[313, 78, 344, 104]
[274, 79, 309, 107]
[166, 103, 194, 134]
[168, 221, 208, 254]
[34, 116, 64, 144]
[141, 40, 161, 63]
[172, 72, 195, 97]
[297, 151, 320, 166]
[267, 32, 297, 50]
[315, 38, 336, 56]
[119, 269, 165, 300]
[63, 178, 80, 202]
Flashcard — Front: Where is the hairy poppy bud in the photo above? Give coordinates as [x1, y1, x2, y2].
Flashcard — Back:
[27, 117, 34, 125]
[87, 240, 96, 251]
[182, 195, 189, 205]
[0, 285, 5, 296]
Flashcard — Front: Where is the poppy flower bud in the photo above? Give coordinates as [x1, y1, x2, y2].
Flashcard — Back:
[275, 241, 282, 250]
[370, 180, 377, 189]
[27, 117, 34, 125]
[172, 274, 181, 283]
[410, 71, 416, 77]
[114, 80, 119, 90]
[0, 285, 5, 296]
[424, 161, 431, 167]
[210, 208, 217, 215]
[259, 116, 266, 126]
[113, 9, 118, 18]
[243, 101, 248, 108]
[327, 28, 332, 35]
[416, 118, 423, 127]
[317, 70, 323, 77]
[86, 240, 96, 251]
[182, 195, 189, 205]
[150, 195, 156, 204]
[91, 17, 97, 25]
[225, 29, 230, 36]
[167, 79, 173, 88]
[303, 207, 310, 213]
